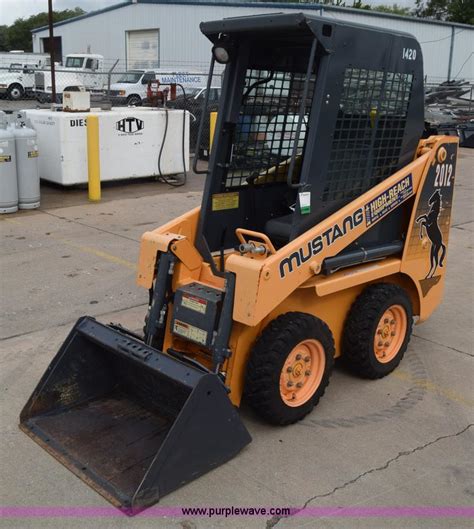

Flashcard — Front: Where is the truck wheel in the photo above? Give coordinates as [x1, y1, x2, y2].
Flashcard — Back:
[127, 95, 142, 106]
[342, 283, 413, 379]
[244, 312, 334, 425]
[8, 84, 24, 101]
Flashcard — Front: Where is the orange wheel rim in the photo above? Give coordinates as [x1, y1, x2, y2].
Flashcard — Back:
[279, 339, 325, 407]
[373, 304, 407, 364]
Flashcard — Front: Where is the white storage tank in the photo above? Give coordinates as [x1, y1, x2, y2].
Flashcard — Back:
[0, 124, 18, 214]
[12, 119, 40, 209]
[24, 108, 189, 185]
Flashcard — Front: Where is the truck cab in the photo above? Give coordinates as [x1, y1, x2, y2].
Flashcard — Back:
[0, 63, 38, 100]
[34, 53, 104, 102]
[109, 70, 156, 106]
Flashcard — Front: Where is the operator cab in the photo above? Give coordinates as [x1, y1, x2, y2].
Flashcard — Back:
[197, 13, 424, 264]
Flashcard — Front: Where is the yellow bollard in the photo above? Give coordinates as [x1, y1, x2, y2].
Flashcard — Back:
[209, 111, 217, 152]
[86, 115, 101, 202]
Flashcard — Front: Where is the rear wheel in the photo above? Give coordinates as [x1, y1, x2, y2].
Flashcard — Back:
[244, 312, 334, 425]
[342, 283, 413, 379]
[8, 84, 24, 101]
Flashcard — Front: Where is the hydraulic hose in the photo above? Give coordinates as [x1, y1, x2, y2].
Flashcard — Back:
[156, 83, 188, 188]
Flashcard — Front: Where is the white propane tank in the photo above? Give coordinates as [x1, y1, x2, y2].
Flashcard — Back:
[0, 124, 18, 214]
[11, 118, 40, 209]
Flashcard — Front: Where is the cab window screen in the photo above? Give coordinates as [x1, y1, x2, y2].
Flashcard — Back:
[223, 68, 315, 190]
[323, 68, 413, 202]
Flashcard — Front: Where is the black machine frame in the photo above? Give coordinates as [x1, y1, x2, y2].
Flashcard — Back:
[195, 13, 424, 257]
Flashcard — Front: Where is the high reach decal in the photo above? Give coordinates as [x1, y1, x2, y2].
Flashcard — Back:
[279, 209, 364, 279]
[278, 174, 415, 280]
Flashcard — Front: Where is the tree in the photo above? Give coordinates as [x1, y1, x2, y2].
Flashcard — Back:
[2, 8, 85, 52]
[372, 3, 413, 16]
[415, 0, 473, 24]
[0, 26, 8, 52]
[261, 0, 473, 24]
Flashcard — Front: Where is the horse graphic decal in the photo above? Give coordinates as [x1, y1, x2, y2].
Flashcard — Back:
[416, 189, 446, 279]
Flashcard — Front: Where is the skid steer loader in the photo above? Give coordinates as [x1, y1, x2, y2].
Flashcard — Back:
[20, 13, 458, 514]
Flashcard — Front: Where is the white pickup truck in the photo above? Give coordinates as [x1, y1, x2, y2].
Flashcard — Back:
[34, 53, 105, 102]
[108, 70, 208, 106]
[0, 63, 39, 100]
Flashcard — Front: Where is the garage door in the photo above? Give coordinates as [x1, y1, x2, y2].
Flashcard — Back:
[127, 29, 159, 69]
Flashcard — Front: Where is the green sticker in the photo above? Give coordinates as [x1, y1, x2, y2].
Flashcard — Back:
[299, 191, 311, 215]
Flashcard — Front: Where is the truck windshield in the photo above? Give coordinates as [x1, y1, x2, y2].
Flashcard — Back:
[117, 73, 143, 83]
[187, 88, 204, 98]
[65, 57, 85, 68]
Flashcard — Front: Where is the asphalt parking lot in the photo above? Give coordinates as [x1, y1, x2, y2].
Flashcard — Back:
[1, 150, 473, 529]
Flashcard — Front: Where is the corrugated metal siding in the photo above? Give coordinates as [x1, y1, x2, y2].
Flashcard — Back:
[32, 2, 473, 81]
[324, 9, 454, 82]
[449, 29, 474, 81]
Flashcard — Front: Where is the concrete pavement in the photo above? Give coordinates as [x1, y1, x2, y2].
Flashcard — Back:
[0, 150, 473, 529]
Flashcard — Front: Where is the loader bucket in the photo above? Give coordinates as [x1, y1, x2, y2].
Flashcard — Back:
[19, 317, 251, 514]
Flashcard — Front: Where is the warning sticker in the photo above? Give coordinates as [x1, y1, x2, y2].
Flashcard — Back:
[173, 320, 208, 346]
[28, 150, 39, 158]
[212, 192, 239, 211]
[0, 155, 12, 163]
[182, 293, 207, 314]
[365, 174, 413, 227]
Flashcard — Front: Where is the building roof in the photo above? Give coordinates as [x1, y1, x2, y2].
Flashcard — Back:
[31, 0, 474, 33]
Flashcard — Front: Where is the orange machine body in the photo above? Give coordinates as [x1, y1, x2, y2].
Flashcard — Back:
[137, 135, 458, 405]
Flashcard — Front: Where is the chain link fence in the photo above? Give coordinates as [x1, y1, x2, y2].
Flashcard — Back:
[0, 63, 223, 155]
[0, 62, 472, 150]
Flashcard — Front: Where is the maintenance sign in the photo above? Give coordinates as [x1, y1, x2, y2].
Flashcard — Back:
[365, 174, 413, 227]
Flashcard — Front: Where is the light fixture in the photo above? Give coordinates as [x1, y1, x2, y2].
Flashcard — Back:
[212, 45, 230, 64]
[212, 37, 234, 64]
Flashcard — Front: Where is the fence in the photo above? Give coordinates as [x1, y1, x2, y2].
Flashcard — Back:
[0, 64, 472, 155]
[0, 64, 223, 154]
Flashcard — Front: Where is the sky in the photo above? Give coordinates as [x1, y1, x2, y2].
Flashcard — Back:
[0, 0, 118, 26]
[0, 0, 417, 27]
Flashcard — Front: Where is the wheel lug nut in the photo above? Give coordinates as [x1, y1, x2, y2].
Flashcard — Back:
[378, 341, 383, 347]
[391, 331, 396, 336]
[287, 366, 293, 373]
[377, 329, 382, 335]
[295, 354, 302, 360]
[384, 318, 389, 324]
[390, 319, 395, 325]
[305, 370, 311, 376]
[296, 382, 303, 388]
[384, 342, 390, 347]
[304, 356, 310, 362]
[287, 381, 294, 387]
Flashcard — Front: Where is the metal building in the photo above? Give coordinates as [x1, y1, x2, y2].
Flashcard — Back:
[31, 0, 474, 82]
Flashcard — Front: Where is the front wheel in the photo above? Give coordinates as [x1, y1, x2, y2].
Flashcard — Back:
[244, 312, 334, 425]
[8, 84, 24, 101]
[342, 283, 413, 379]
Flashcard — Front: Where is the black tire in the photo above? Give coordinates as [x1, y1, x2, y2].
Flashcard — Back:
[342, 283, 413, 379]
[244, 312, 334, 425]
[127, 94, 142, 106]
[8, 84, 24, 101]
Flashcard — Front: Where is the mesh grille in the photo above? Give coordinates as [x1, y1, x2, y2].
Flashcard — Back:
[323, 68, 413, 202]
[224, 69, 316, 190]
